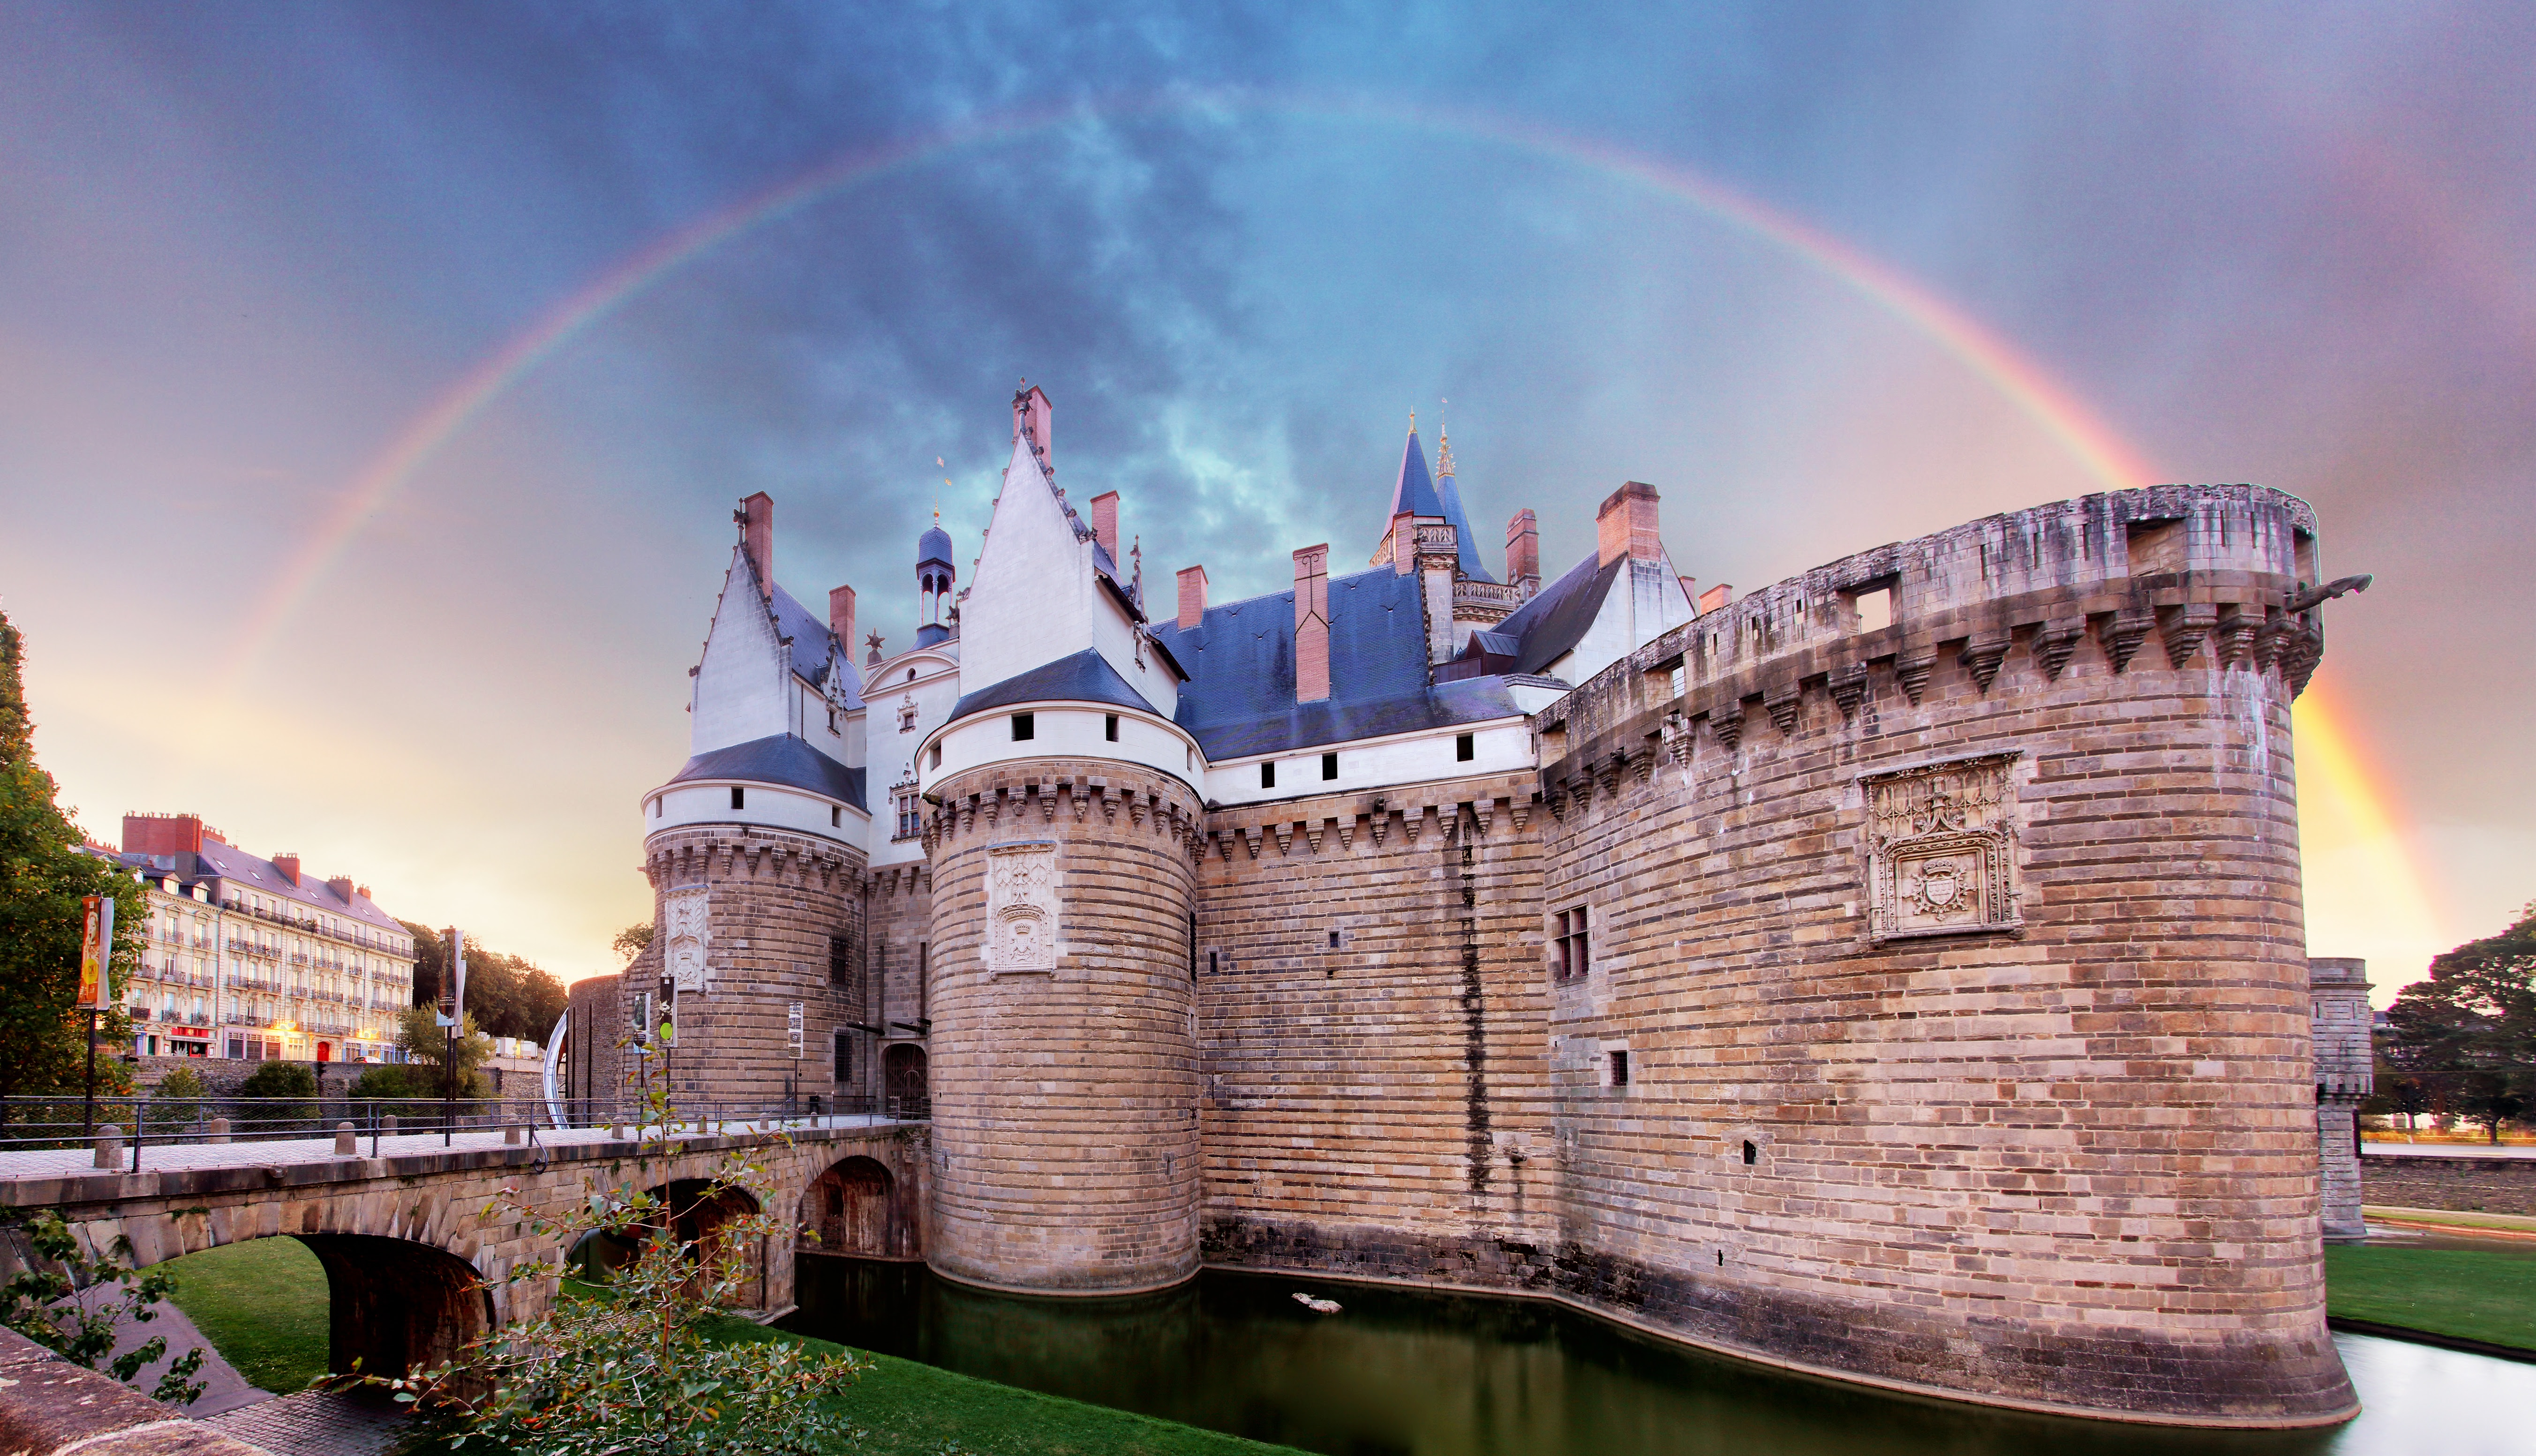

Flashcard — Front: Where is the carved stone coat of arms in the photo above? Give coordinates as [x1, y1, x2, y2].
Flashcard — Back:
[984, 842, 1059, 974]
[660, 886, 712, 991]
[1860, 753, 2021, 941]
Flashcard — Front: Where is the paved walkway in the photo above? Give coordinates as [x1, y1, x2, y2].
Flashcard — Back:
[204, 1388, 410, 1456]
[0, 1114, 898, 1183]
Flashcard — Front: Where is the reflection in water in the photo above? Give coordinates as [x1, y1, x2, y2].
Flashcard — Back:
[784, 1259, 2533, 1456]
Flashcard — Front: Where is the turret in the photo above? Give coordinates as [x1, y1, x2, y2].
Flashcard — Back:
[918, 514, 956, 649]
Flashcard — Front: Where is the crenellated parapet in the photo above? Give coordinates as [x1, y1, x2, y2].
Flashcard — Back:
[1539, 484, 2330, 808]
[1193, 772, 1540, 862]
[643, 828, 860, 893]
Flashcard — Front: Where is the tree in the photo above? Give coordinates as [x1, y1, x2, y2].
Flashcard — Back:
[0, 1210, 205, 1405]
[351, 1070, 868, 1452]
[2382, 900, 2536, 1143]
[0, 606, 140, 1116]
[613, 921, 654, 963]
[397, 922, 566, 1042]
[397, 1007, 493, 1099]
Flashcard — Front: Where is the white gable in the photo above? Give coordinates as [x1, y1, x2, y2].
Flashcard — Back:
[690, 545, 791, 755]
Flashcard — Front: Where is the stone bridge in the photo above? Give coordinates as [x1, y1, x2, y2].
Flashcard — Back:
[0, 1119, 930, 1381]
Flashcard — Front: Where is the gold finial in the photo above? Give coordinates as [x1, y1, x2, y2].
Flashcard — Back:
[1409, 408, 1416, 433]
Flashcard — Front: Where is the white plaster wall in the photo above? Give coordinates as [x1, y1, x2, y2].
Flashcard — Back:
[918, 704, 1201, 799]
[642, 780, 871, 848]
[1545, 548, 1694, 687]
[955, 435, 1175, 719]
[1201, 718, 1532, 807]
[866, 646, 964, 867]
[690, 549, 791, 756]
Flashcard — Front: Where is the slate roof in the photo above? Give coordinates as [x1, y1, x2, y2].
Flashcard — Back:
[1381, 431, 1494, 583]
[769, 584, 864, 705]
[918, 524, 955, 571]
[1491, 550, 1623, 676]
[1433, 468, 1496, 583]
[667, 733, 868, 810]
[103, 841, 408, 934]
[944, 648, 1154, 726]
[1152, 566, 1522, 760]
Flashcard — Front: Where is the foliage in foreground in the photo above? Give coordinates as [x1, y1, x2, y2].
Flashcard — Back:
[0, 1210, 205, 1403]
[355, 1067, 869, 1454]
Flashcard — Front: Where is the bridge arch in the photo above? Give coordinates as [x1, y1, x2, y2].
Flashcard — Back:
[800, 1155, 917, 1260]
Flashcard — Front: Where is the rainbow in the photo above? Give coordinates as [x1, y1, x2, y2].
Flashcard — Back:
[221, 88, 2428, 978]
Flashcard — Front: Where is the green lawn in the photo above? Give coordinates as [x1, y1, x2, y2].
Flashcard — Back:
[2325, 1244, 2536, 1352]
[159, 1238, 332, 1394]
[160, 1240, 1294, 1455]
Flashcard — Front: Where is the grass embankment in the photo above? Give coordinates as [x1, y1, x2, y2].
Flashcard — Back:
[160, 1238, 331, 1394]
[161, 1241, 1294, 1455]
[2325, 1245, 2536, 1353]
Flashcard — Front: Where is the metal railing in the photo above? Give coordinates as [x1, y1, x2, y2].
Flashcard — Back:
[0, 1091, 917, 1175]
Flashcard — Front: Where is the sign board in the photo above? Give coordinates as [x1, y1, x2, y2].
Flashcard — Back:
[787, 1002, 805, 1059]
[629, 990, 652, 1050]
[76, 896, 113, 1011]
[437, 927, 466, 1028]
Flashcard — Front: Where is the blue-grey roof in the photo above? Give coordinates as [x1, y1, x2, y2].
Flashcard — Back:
[1492, 551, 1622, 676]
[1433, 468, 1496, 583]
[1151, 566, 1522, 760]
[117, 841, 409, 933]
[768, 585, 864, 705]
[945, 648, 1153, 726]
[1386, 430, 1444, 520]
[669, 733, 867, 810]
[918, 524, 955, 571]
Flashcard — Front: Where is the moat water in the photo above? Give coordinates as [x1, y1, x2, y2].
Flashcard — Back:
[784, 1259, 2534, 1456]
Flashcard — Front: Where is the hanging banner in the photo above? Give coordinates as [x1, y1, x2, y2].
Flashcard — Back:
[76, 896, 114, 1011]
[438, 927, 466, 1028]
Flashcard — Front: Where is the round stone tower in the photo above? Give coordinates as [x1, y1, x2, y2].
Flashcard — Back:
[920, 733, 1204, 1294]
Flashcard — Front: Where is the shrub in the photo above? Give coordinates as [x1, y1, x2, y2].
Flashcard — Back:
[236, 1061, 316, 1100]
[0, 1210, 204, 1404]
[348, 1065, 414, 1100]
[152, 1065, 206, 1101]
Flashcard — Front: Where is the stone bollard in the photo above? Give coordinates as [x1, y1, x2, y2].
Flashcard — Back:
[382, 1114, 398, 1137]
[205, 1117, 230, 1145]
[92, 1125, 123, 1170]
[334, 1122, 358, 1156]
[610, 1123, 628, 1141]
[503, 1125, 522, 1146]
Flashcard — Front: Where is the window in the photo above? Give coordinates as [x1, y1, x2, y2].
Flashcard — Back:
[899, 701, 917, 732]
[1321, 751, 1338, 780]
[831, 805, 842, 827]
[1456, 732, 1475, 762]
[834, 1030, 853, 1081]
[1260, 761, 1276, 788]
[907, 668, 916, 681]
[730, 787, 746, 810]
[1207, 950, 1220, 976]
[830, 934, 853, 987]
[1327, 929, 1340, 949]
[1742, 1140, 1759, 1166]
[1105, 713, 1120, 743]
[1609, 1050, 1630, 1088]
[1011, 713, 1034, 741]
[1552, 907, 1589, 982]
[929, 744, 942, 769]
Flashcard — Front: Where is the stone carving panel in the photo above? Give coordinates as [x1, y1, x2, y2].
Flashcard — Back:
[661, 886, 712, 991]
[984, 841, 1059, 975]
[1861, 753, 2020, 941]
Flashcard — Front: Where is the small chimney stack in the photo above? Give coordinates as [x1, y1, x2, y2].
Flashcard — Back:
[1293, 545, 1331, 704]
[326, 875, 356, 902]
[1011, 382, 1054, 466]
[1698, 583, 1733, 614]
[1391, 511, 1419, 575]
[272, 854, 301, 886]
[1176, 566, 1210, 630]
[1090, 491, 1120, 563]
[1595, 482, 1663, 567]
[1505, 509, 1540, 594]
[829, 585, 857, 656]
[739, 492, 775, 594]
[122, 813, 211, 857]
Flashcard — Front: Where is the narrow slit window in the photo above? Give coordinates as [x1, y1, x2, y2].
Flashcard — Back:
[831, 806, 842, 827]
[833, 1030, 852, 1081]
[1609, 1050, 1630, 1088]
[1260, 761, 1276, 788]
[1743, 1140, 1758, 1166]
[1456, 732, 1475, 762]
[1105, 713, 1120, 743]
[1322, 751, 1338, 780]
[730, 787, 745, 811]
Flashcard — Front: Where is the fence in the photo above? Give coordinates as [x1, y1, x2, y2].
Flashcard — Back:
[0, 1091, 915, 1174]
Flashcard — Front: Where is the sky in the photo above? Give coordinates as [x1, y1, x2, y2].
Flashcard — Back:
[0, 2, 2527, 999]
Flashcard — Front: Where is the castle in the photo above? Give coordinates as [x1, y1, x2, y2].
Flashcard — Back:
[564, 383, 2359, 1427]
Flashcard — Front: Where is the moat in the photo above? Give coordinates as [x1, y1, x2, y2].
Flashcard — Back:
[785, 1259, 2532, 1456]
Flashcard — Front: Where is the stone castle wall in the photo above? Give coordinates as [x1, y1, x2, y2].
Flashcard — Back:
[922, 761, 1203, 1294]
[865, 862, 934, 1110]
[1189, 771, 1560, 1286]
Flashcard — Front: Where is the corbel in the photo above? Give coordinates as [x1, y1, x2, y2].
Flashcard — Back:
[1958, 635, 2011, 695]
[1894, 655, 1936, 706]
[2100, 610, 2155, 674]
[2031, 619, 2085, 682]
[2161, 603, 2219, 670]
[1829, 667, 1869, 722]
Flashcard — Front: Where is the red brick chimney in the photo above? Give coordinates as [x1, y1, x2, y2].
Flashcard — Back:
[1390, 511, 1419, 574]
[1090, 490, 1120, 563]
[1505, 509, 1540, 593]
[1176, 565, 1209, 630]
[1698, 583, 1733, 613]
[739, 492, 774, 595]
[355, 885, 372, 902]
[326, 875, 356, 902]
[1595, 482, 1663, 567]
[1293, 545, 1331, 704]
[829, 585, 856, 654]
[272, 854, 301, 886]
[1011, 382, 1054, 465]
[122, 813, 212, 856]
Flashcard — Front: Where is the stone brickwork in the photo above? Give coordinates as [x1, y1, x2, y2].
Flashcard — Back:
[923, 760, 1203, 1293]
[2310, 958, 2372, 1241]
[2363, 1153, 2536, 1216]
[1498, 485, 2349, 1425]
[636, 825, 868, 1107]
[1191, 772, 1555, 1275]
[864, 863, 934, 1111]
[0, 1125, 921, 1377]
